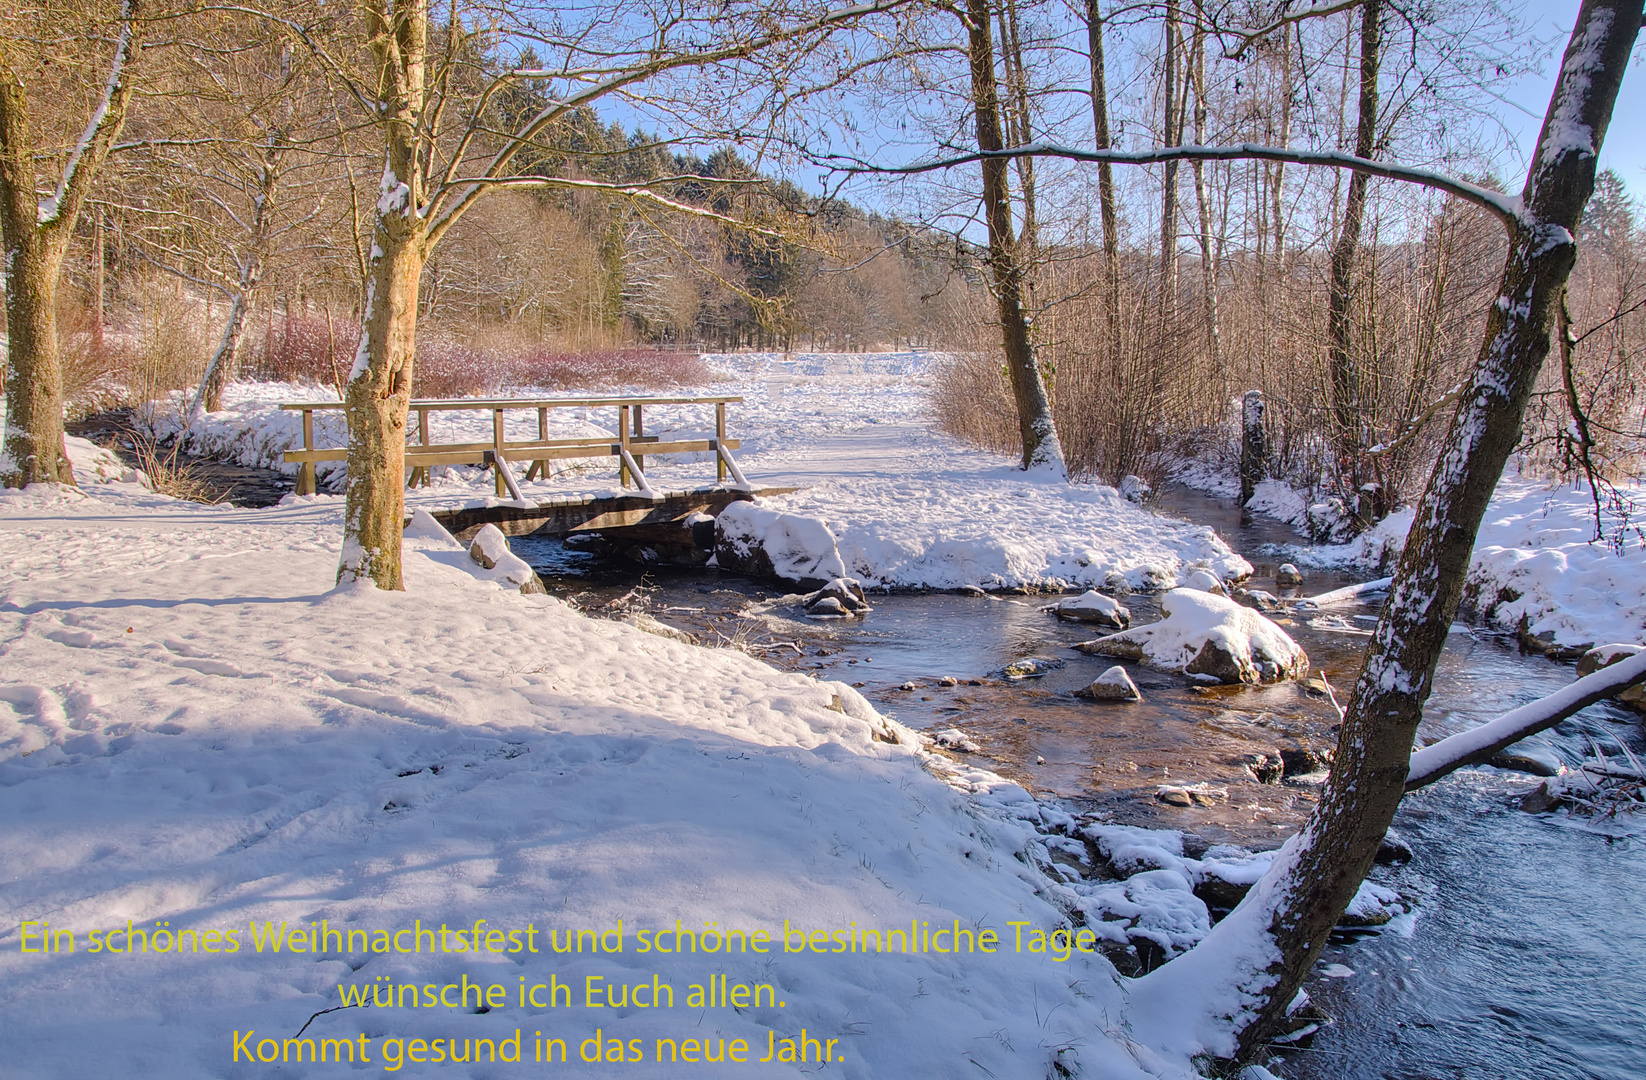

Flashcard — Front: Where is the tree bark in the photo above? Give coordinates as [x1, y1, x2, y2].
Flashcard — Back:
[965, 0, 1065, 474]
[1159, 0, 1180, 319]
[1084, 0, 1121, 345]
[1133, 0, 1643, 1062]
[0, 4, 138, 486]
[1325, 0, 1381, 488]
[338, 0, 428, 589]
[1190, 4, 1221, 373]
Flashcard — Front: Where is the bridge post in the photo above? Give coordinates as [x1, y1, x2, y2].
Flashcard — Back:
[716, 403, 727, 483]
[492, 409, 507, 496]
[297, 408, 316, 496]
[618, 404, 632, 488]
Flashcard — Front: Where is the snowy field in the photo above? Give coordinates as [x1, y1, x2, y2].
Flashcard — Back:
[0, 479, 1234, 1079]
[1, 363, 1288, 1080]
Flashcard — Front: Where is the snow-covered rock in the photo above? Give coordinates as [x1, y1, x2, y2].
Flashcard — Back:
[1052, 589, 1130, 627]
[405, 512, 545, 595]
[1075, 588, 1309, 685]
[803, 576, 871, 617]
[714, 500, 847, 584]
[1275, 563, 1304, 587]
[63, 435, 147, 487]
[1085, 665, 1142, 701]
[1178, 569, 1226, 595]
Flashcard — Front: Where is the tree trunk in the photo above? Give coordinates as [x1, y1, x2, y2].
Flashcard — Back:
[1159, 0, 1180, 319]
[965, 0, 1065, 474]
[1190, 5, 1221, 373]
[195, 288, 255, 416]
[1133, 0, 1642, 1062]
[1085, 0, 1122, 377]
[1325, 0, 1381, 488]
[0, 4, 137, 487]
[0, 230, 70, 485]
[338, 0, 428, 589]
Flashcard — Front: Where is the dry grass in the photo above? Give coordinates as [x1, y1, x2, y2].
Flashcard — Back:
[129, 435, 225, 505]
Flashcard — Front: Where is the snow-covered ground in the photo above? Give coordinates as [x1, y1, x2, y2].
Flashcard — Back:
[1263, 478, 1646, 652]
[159, 353, 1252, 591]
[3, 480, 1228, 1078]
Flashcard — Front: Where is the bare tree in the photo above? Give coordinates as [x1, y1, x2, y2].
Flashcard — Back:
[302, 0, 911, 588]
[1132, 0, 1643, 1060]
[870, 0, 1640, 1059]
[964, 0, 1065, 473]
[0, 0, 140, 485]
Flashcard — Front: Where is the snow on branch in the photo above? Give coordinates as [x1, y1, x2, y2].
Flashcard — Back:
[38, 0, 138, 228]
[846, 141, 1523, 232]
[1406, 650, 1646, 791]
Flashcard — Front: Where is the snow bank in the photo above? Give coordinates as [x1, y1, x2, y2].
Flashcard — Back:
[1300, 482, 1646, 650]
[0, 485, 1185, 1079]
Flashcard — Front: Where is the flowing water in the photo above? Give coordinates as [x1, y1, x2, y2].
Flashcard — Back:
[517, 487, 1646, 1080]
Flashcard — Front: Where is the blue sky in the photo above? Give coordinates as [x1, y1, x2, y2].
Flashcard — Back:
[1500, 0, 1646, 191]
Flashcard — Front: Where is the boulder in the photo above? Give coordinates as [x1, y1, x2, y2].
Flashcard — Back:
[1052, 590, 1131, 628]
[1085, 665, 1142, 702]
[804, 577, 871, 617]
[1281, 746, 1332, 777]
[1076, 588, 1308, 685]
[1231, 587, 1283, 612]
[1239, 751, 1284, 784]
[469, 523, 509, 570]
[1577, 642, 1645, 712]
[930, 728, 980, 753]
[714, 501, 847, 585]
[1275, 563, 1304, 588]
[1489, 741, 1563, 777]
[466, 522, 547, 595]
[1179, 569, 1226, 596]
[1156, 783, 1227, 807]
[1001, 657, 1062, 680]
[1375, 829, 1414, 865]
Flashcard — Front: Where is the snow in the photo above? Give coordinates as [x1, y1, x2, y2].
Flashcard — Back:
[1297, 481, 1646, 650]
[0, 480, 1200, 1079]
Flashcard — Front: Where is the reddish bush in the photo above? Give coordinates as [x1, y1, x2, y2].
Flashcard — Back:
[242, 315, 709, 396]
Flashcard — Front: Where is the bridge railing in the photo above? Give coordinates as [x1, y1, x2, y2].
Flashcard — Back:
[279, 394, 749, 500]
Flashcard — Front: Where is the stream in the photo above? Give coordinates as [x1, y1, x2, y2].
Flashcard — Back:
[517, 486, 1646, 1080]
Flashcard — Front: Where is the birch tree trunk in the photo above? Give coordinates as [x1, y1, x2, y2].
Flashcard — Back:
[0, 2, 138, 486]
[965, 0, 1065, 474]
[338, 0, 427, 589]
[1133, 0, 1643, 1062]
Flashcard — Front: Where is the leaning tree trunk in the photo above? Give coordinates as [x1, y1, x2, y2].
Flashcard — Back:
[965, 0, 1065, 474]
[1325, 0, 1382, 491]
[1132, 0, 1642, 1062]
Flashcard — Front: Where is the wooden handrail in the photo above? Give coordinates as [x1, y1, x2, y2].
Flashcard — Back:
[281, 393, 749, 499]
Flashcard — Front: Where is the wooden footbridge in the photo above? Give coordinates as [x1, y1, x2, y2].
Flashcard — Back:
[281, 394, 792, 539]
